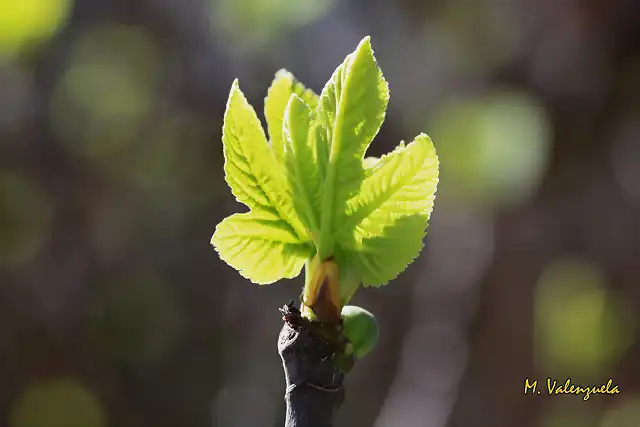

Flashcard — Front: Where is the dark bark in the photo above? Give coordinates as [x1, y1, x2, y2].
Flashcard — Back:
[278, 303, 354, 427]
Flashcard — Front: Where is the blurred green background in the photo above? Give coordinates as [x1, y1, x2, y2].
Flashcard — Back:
[0, 0, 638, 426]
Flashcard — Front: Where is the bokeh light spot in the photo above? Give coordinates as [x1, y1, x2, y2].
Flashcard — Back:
[0, 0, 71, 57]
[211, 0, 336, 47]
[50, 24, 160, 159]
[534, 259, 635, 377]
[10, 378, 106, 427]
[430, 89, 551, 208]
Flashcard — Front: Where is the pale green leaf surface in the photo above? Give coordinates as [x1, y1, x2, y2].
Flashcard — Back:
[363, 156, 379, 170]
[314, 122, 330, 185]
[265, 70, 319, 164]
[221, 79, 308, 240]
[211, 211, 313, 284]
[338, 133, 439, 286]
[283, 94, 324, 238]
[317, 36, 389, 256]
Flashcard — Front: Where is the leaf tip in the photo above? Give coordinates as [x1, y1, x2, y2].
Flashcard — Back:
[414, 133, 436, 152]
[284, 93, 311, 124]
[227, 78, 243, 107]
[274, 69, 292, 79]
[289, 91, 304, 104]
[355, 35, 388, 100]
[360, 35, 372, 46]
[359, 35, 378, 54]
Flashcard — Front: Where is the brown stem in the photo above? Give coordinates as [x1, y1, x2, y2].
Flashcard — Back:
[278, 303, 354, 427]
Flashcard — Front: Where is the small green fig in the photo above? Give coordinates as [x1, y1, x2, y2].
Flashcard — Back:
[341, 305, 379, 358]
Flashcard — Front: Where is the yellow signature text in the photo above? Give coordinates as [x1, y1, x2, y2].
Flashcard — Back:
[524, 378, 620, 400]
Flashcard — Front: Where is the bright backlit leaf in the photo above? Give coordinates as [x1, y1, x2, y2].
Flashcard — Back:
[265, 70, 319, 164]
[282, 94, 324, 239]
[212, 80, 313, 284]
[211, 36, 438, 298]
[316, 36, 389, 258]
[212, 211, 313, 284]
[220, 80, 307, 237]
[338, 134, 438, 285]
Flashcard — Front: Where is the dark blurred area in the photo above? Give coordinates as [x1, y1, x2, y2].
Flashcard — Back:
[1, 0, 639, 426]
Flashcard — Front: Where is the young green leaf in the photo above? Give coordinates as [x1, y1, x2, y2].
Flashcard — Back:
[338, 133, 439, 286]
[316, 36, 389, 258]
[265, 70, 319, 164]
[211, 211, 313, 284]
[341, 305, 379, 358]
[282, 94, 324, 239]
[212, 37, 439, 299]
[212, 79, 316, 284]
[220, 79, 308, 240]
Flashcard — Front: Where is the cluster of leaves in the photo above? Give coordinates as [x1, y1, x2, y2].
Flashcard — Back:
[211, 36, 438, 304]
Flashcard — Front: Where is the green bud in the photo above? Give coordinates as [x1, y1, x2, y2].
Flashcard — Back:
[341, 305, 379, 358]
